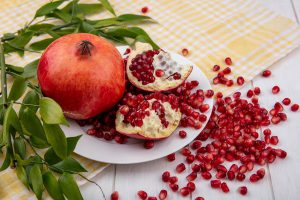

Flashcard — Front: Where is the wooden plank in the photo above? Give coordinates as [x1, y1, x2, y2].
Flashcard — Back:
[291, 0, 300, 23]
[256, 0, 295, 20]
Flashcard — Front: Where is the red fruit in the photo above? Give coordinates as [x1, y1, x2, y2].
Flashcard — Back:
[111, 191, 119, 200]
[87, 128, 96, 135]
[191, 140, 202, 150]
[181, 148, 191, 156]
[195, 197, 205, 200]
[270, 136, 279, 145]
[263, 129, 272, 136]
[282, 98, 291, 105]
[239, 186, 248, 195]
[210, 180, 221, 188]
[215, 171, 226, 179]
[167, 153, 176, 162]
[187, 182, 196, 192]
[179, 130, 187, 138]
[180, 187, 190, 196]
[254, 87, 261, 95]
[201, 171, 212, 180]
[169, 176, 178, 184]
[155, 69, 165, 77]
[225, 57, 232, 65]
[291, 104, 299, 112]
[141, 6, 149, 13]
[272, 86, 280, 94]
[262, 70, 271, 77]
[227, 171, 235, 180]
[144, 141, 155, 149]
[169, 183, 179, 191]
[237, 76, 245, 85]
[249, 174, 260, 182]
[38, 33, 125, 120]
[257, 168, 265, 179]
[213, 65, 220, 71]
[137, 190, 148, 200]
[176, 163, 186, 173]
[226, 80, 234, 87]
[159, 190, 167, 200]
[223, 67, 231, 74]
[205, 89, 214, 98]
[229, 164, 238, 172]
[148, 197, 157, 200]
[182, 48, 189, 56]
[247, 90, 254, 98]
[236, 173, 246, 181]
[162, 171, 170, 182]
[221, 182, 230, 193]
[186, 172, 197, 181]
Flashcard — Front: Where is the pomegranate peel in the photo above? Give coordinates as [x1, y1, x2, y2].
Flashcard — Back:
[126, 42, 193, 92]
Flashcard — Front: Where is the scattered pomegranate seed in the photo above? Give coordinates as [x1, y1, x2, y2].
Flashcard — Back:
[201, 171, 212, 180]
[162, 171, 170, 182]
[210, 180, 221, 188]
[256, 168, 265, 179]
[169, 176, 178, 184]
[195, 197, 205, 200]
[272, 86, 280, 94]
[236, 173, 246, 181]
[213, 65, 220, 71]
[270, 136, 279, 145]
[187, 182, 196, 192]
[148, 197, 157, 200]
[247, 89, 254, 98]
[186, 155, 195, 164]
[205, 89, 214, 98]
[137, 190, 148, 200]
[182, 48, 189, 56]
[225, 57, 232, 65]
[186, 172, 197, 181]
[144, 140, 154, 149]
[179, 130, 187, 138]
[87, 128, 96, 135]
[169, 183, 179, 191]
[124, 48, 131, 55]
[221, 182, 230, 193]
[159, 190, 167, 200]
[180, 187, 190, 196]
[229, 164, 238, 172]
[166, 153, 176, 162]
[263, 128, 272, 136]
[216, 92, 223, 98]
[141, 6, 149, 13]
[262, 70, 271, 77]
[155, 69, 165, 77]
[181, 148, 191, 156]
[226, 80, 234, 87]
[254, 87, 261, 95]
[191, 140, 202, 150]
[291, 104, 299, 112]
[176, 163, 186, 173]
[110, 191, 119, 200]
[282, 98, 291, 105]
[249, 174, 260, 182]
[227, 171, 235, 180]
[223, 67, 231, 74]
[238, 186, 248, 195]
[237, 76, 245, 85]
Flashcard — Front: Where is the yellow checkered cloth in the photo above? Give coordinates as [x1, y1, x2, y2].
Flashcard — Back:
[1, 0, 300, 199]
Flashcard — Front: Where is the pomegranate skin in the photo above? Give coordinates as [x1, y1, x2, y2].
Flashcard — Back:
[38, 33, 125, 120]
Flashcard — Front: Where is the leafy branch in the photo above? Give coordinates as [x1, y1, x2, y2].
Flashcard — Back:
[0, 0, 158, 199]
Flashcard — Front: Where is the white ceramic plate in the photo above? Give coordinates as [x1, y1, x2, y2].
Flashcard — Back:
[62, 46, 213, 164]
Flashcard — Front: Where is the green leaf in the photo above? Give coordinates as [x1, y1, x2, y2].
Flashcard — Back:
[29, 164, 44, 200]
[67, 135, 81, 155]
[98, 0, 116, 15]
[20, 108, 47, 140]
[50, 9, 72, 22]
[16, 164, 29, 188]
[129, 27, 160, 49]
[91, 18, 121, 28]
[44, 147, 61, 165]
[59, 173, 83, 200]
[14, 137, 26, 159]
[0, 147, 11, 171]
[19, 90, 39, 117]
[74, 4, 103, 17]
[52, 157, 87, 173]
[2, 105, 22, 145]
[80, 22, 94, 33]
[7, 31, 34, 49]
[35, 0, 64, 18]
[40, 97, 68, 126]
[21, 59, 39, 78]
[117, 14, 153, 22]
[29, 38, 55, 51]
[28, 24, 55, 32]
[8, 78, 26, 101]
[43, 123, 67, 159]
[43, 172, 65, 200]
[1, 33, 16, 41]
[6, 64, 24, 73]
[30, 136, 50, 149]
[105, 27, 138, 38]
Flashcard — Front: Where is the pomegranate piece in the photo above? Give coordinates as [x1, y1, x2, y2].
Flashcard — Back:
[111, 191, 119, 200]
[282, 98, 291, 105]
[262, 69, 271, 77]
[141, 6, 149, 13]
[176, 163, 186, 173]
[272, 86, 280, 94]
[116, 93, 181, 140]
[159, 190, 167, 200]
[126, 42, 193, 92]
[237, 76, 245, 85]
[179, 130, 187, 138]
[162, 171, 170, 182]
[225, 57, 232, 65]
[291, 104, 299, 112]
[221, 182, 230, 193]
[137, 190, 148, 200]
[210, 180, 221, 188]
[239, 186, 248, 195]
[180, 187, 190, 196]
[182, 48, 189, 56]
[167, 153, 176, 162]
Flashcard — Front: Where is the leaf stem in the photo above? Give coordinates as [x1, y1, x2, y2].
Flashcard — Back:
[77, 174, 107, 200]
[0, 42, 7, 108]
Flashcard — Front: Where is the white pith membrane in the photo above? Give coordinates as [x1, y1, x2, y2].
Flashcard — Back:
[126, 42, 193, 92]
[115, 99, 182, 140]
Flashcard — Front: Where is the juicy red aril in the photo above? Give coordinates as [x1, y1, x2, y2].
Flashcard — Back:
[182, 48, 189, 56]
[167, 153, 176, 162]
[87, 128, 96, 135]
[148, 197, 157, 200]
[159, 190, 167, 200]
[180, 187, 190, 196]
[282, 98, 291, 105]
[191, 140, 202, 150]
[169, 183, 179, 191]
[270, 136, 279, 145]
[111, 191, 119, 200]
[239, 186, 248, 195]
[274, 102, 283, 112]
[257, 168, 265, 179]
[176, 163, 186, 173]
[195, 197, 205, 200]
[205, 89, 214, 98]
[201, 171, 212, 180]
[137, 190, 148, 200]
[272, 86, 280, 94]
[162, 171, 170, 182]
[216, 171, 226, 179]
[226, 80, 234, 87]
[221, 182, 229, 193]
[181, 148, 191, 156]
[291, 104, 299, 112]
[141, 6, 148, 13]
[263, 128, 272, 136]
[173, 72, 181, 80]
[120, 105, 130, 115]
[124, 48, 131, 55]
[179, 130, 187, 138]
[237, 76, 245, 85]
[225, 57, 232, 65]
[187, 182, 196, 192]
[249, 174, 260, 182]
[262, 70, 271, 77]
[247, 90, 254, 98]
[144, 141, 154, 149]
[236, 173, 246, 181]
[227, 171, 235, 180]
[223, 67, 231, 74]
[186, 155, 195, 164]
[254, 87, 261, 95]
[210, 180, 221, 188]
[213, 65, 220, 71]
[169, 176, 178, 184]
[155, 69, 165, 77]
[216, 92, 223, 98]
[200, 104, 210, 112]
[229, 164, 238, 172]
[186, 172, 197, 181]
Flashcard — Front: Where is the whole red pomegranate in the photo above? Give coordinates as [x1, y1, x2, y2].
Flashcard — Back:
[38, 33, 125, 120]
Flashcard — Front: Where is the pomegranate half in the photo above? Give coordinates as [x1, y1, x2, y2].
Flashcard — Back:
[38, 33, 125, 120]
[126, 42, 193, 92]
[115, 93, 181, 140]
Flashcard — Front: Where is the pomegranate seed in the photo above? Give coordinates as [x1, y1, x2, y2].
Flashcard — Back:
[173, 72, 181, 80]
[236, 173, 246, 181]
[225, 57, 232, 65]
[120, 105, 130, 115]
[272, 86, 280, 94]
[167, 153, 176, 162]
[195, 197, 205, 200]
[180, 187, 190, 196]
[141, 6, 148, 13]
[229, 164, 238, 172]
[262, 70, 271, 77]
[124, 48, 131, 55]
[216, 92, 223, 98]
[155, 69, 165, 77]
[247, 90, 254, 98]
[282, 98, 291, 105]
[263, 128, 272, 136]
[181, 148, 191, 156]
[187, 182, 196, 192]
[226, 80, 234, 87]
[176, 163, 186, 173]
[273, 149, 287, 158]
[221, 182, 230, 193]
[254, 87, 261, 95]
[169, 183, 179, 191]
[237, 76, 245, 85]
[179, 130, 187, 138]
[191, 140, 202, 150]
[213, 65, 220, 71]
[249, 174, 260, 182]
[169, 176, 178, 184]
[148, 197, 157, 200]
[239, 186, 248, 195]
[270, 136, 279, 145]
[159, 190, 167, 200]
[210, 180, 221, 188]
[246, 162, 254, 171]
[137, 190, 148, 200]
[87, 128, 96, 135]
[182, 48, 189, 56]
[111, 191, 119, 200]
[186, 155, 195, 164]
[205, 89, 214, 98]
[144, 141, 154, 149]
[192, 164, 201, 172]
[216, 171, 226, 179]
[186, 172, 197, 181]
[201, 171, 212, 180]
[239, 165, 247, 173]
[162, 171, 170, 182]
[223, 67, 231, 74]
[257, 168, 265, 179]
[291, 104, 299, 112]
[274, 102, 283, 112]
[227, 171, 235, 180]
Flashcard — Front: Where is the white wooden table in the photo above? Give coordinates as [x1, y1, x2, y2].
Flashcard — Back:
[81, 0, 300, 199]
